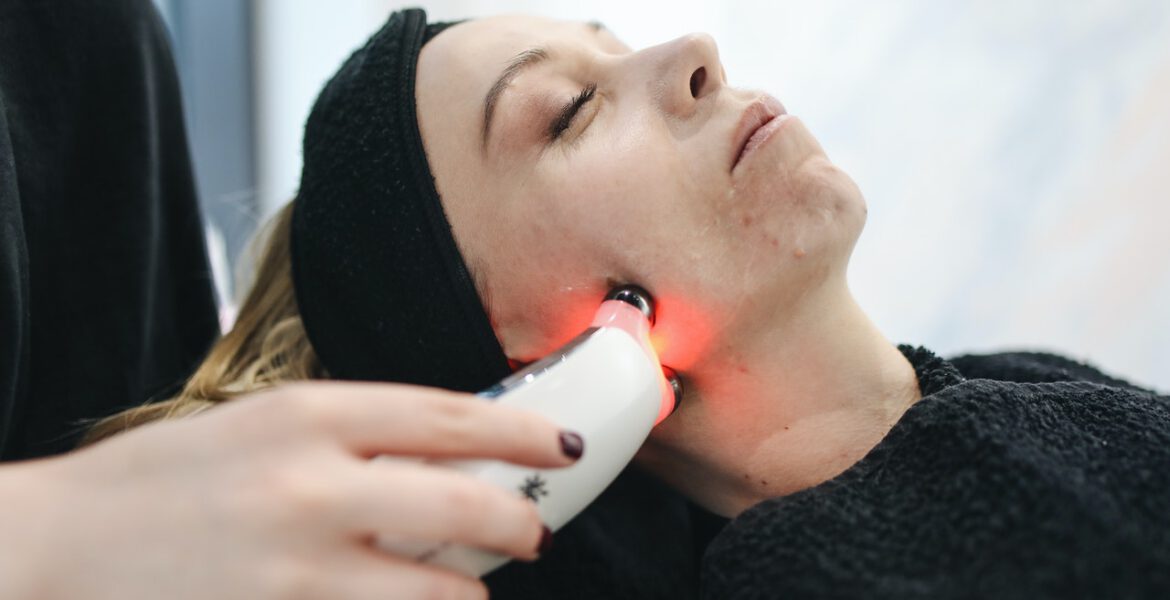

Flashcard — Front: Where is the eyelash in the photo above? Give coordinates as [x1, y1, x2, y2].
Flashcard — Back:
[548, 83, 598, 141]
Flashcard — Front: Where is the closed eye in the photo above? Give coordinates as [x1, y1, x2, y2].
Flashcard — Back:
[548, 83, 598, 141]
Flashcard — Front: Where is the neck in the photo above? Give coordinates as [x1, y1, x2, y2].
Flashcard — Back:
[638, 278, 921, 517]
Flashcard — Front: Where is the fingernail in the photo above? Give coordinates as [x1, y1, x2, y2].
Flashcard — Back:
[559, 431, 584, 460]
[537, 525, 553, 555]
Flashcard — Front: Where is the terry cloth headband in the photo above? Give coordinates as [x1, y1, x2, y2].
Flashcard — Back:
[291, 8, 511, 392]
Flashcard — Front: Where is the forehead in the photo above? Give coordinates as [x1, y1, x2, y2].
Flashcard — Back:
[418, 15, 583, 105]
[421, 14, 605, 78]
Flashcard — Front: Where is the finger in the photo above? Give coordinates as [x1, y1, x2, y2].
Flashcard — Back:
[278, 382, 582, 466]
[323, 548, 488, 600]
[336, 459, 547, 561]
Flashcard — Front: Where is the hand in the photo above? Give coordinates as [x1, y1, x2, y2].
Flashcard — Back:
[0, 382, 579, 600]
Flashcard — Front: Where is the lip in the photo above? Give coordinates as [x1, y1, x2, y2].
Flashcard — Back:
[730, 95, 788, 172]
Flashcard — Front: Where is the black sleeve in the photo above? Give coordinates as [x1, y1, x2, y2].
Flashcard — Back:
[0, 0, 219, 459]
[485, 466, 702, 600]
[0, 86, 32, 457]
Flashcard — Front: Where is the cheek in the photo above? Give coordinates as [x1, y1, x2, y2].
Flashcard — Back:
[483, 173, 630, 357]
[543, 136, 685, 268]
[490, 151, 684, 354]
[541, 154, 728, 371]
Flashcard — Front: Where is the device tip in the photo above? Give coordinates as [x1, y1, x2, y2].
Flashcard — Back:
[662, 366, 683, 415]
[605, 285, 655, 325]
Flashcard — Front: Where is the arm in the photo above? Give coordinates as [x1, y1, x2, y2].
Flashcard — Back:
[0, 382, 578, 600]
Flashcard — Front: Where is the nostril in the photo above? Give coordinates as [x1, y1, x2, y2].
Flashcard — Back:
[689, 66, 706, 98]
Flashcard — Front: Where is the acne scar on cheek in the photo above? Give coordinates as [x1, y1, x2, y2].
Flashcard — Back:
[740, 215, 753, 227]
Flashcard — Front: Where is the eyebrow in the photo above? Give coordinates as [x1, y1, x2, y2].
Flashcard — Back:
[481, 21, 608, 152]
[481, 47, 550, 149]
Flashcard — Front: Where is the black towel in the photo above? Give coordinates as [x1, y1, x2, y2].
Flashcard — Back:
[487, 347, 1170, 598]
[701, 346, 1170, 599]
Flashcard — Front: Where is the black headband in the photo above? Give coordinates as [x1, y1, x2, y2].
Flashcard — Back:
[291, 8, 511, 392]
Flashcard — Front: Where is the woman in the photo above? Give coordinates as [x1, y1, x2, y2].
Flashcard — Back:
[89, 8, 1170, 599]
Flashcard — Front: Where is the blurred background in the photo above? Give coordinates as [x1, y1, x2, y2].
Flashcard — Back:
[151, 0, 1170, 390]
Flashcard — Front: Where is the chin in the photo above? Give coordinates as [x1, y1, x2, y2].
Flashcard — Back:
[793, 156, 866, 253]
[831, 168, 868, 254]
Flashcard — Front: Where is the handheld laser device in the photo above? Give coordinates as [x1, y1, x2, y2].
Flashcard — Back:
[377, 285, 681, 576]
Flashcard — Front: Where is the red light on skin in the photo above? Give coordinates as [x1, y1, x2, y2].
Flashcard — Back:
[647, 295, 715, 373]
[590, 294, 715, 374]
[591, 299, 656, 365]
[503, 290, 715, 382]
[591, 299, 680, 425]
[649, 332, 668, 358]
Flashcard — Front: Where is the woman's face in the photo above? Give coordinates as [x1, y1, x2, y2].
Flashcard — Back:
[416, 15, 865, 372]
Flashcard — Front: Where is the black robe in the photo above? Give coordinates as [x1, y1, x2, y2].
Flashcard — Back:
[0, 0, 218, 460]
[490, 347, 1170, 599]
[701, 346, 1170, 598]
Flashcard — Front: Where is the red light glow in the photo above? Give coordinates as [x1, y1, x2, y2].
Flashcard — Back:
[647, 294, 716, 373]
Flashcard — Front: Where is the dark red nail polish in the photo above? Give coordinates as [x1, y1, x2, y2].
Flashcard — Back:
[559, 431, 584, 460]
[537, 525, 553, 555]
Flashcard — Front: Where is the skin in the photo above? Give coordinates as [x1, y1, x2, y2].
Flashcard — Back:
[417, 15, 921, 517]
[0, 383, 577, 599]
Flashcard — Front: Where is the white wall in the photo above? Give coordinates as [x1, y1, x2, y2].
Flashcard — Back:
[253, 0, 1170, 389]
[253, 0, 402, 219]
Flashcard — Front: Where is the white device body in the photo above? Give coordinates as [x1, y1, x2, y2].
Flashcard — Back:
[376, 300, 672, 576]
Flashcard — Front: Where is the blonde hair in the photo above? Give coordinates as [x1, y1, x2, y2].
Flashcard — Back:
[82, 202, 325, 445]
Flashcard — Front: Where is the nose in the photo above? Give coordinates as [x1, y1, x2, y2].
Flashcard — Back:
[651, 33, 724, 116]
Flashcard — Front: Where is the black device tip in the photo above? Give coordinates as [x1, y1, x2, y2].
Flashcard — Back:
[604, 285, 655, 325]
